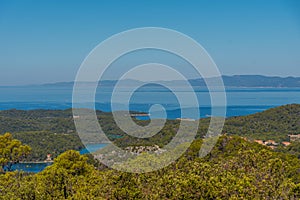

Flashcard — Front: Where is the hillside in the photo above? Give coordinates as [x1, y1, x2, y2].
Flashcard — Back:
[0, 104, 299, 161]
[1, 136, 300, 199]
[224, 104, 300, 142]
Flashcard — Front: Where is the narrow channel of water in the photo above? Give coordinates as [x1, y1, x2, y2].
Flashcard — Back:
[14, 143, 107, 173]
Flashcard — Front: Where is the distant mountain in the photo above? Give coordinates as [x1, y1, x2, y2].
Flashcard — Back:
[189, 75, 300, 88]
[41, 75, 300, 88]
[41, 79, 144, 87]
[222, 75, 300, 87]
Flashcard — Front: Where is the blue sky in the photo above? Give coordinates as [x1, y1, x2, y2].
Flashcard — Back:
[0, 0, 300, 85]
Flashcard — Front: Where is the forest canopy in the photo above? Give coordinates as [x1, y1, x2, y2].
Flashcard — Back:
[0, 104, 300, 199]
[0, 135, 299, 199]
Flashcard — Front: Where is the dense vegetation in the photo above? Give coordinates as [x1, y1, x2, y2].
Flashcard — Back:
[0, 133, 31, 172]
[277, 141, 300, 159]
[0, 136, 299, 199]
[0, 104, 299, 161]
[224, 104, 300, 142]
[0, 104, 300, 198]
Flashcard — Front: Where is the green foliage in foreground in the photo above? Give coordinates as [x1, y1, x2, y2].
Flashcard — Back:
[276, 141, 300, 159]
[0, 136, 300, 199]
[12, 131, 82, 161]
[0, 133, 31, 172]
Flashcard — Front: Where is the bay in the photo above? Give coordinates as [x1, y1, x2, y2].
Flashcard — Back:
[1, 85, 300, 172]
[13, 143, 108, 173]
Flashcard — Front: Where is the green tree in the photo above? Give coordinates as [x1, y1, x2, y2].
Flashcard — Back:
[36, 150, 94, 199]
[0, 133, 31, 172]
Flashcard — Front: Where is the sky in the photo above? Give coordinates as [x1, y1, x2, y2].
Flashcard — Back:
[0, 0, 300, 85]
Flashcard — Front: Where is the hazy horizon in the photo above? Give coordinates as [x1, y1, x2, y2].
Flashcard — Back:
[0, 74, 300, 87]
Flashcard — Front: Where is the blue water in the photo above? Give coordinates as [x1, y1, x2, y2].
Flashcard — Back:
[1, 85, 300, 119]
[12, 143, 108, 173]
[1, 85, 300, 172]
[11, 162, 53, 173]
[79, 143, 108, 154]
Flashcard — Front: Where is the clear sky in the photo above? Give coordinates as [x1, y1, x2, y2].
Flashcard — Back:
[0, 0, 300, 85]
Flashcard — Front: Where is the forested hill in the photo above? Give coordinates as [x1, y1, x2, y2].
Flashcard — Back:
[0, 104, 299, 161]
[224, 104, 300, 142]
[1, 135, 300, 199]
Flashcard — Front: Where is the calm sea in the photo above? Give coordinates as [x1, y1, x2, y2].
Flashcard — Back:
[0, 85, 299, 118]
[1, 85, 300, 172]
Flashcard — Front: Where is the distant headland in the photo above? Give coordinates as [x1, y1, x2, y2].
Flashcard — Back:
[39, 75, 300, 88]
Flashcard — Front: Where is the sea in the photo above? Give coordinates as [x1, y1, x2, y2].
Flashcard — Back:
[1, 85, 300, 172]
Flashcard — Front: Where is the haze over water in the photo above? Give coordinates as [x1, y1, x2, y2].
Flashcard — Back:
[0, 85, 299, 119]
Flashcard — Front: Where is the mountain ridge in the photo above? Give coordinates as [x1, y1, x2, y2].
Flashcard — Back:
[38, 75, 300, 88]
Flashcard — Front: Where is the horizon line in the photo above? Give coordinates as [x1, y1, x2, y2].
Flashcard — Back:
[1, 74, 300, 87]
